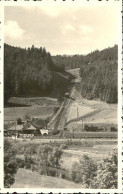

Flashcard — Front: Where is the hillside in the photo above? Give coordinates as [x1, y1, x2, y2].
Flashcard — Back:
[53, 45, 118, 103]
[80, 45, 118, 103]
[12, 168, 83, 188]
[4, 44, 73, 106]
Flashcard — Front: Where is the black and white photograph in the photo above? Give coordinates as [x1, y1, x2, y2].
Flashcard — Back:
[2, 1, 122, 191]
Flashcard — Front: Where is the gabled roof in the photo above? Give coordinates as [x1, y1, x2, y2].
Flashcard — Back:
[8, 124, 23, 131]
[31, 119, 47, 129]
[23, 122, 37, 131]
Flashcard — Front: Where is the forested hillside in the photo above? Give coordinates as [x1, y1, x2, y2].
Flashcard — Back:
[52, 45, 118, 103]
[4, 44, 73, 105]
[52, 55, 84, 70]
[4, 44, 118, 105]
[80, 45, 118, 103]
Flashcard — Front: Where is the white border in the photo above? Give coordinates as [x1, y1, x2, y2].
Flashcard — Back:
[0, 0, 122, 193]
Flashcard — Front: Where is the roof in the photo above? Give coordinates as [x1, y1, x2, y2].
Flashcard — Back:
[8, 124, 23, 131]
[31, 119, 47, 129]
[23, 122, 37, 131]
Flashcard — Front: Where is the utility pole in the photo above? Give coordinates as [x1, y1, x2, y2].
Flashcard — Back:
[77, 107, 79, 119]
[82, 118, 84, 131]
[93, 103, 95, 123]
[15, 120, 16, 141]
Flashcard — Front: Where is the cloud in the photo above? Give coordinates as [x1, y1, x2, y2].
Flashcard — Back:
[39, 7, 63, 17]
[62, 23, 75, 34]
[64, 24, 75, 31]
[5, 20, 25, 39]
[4, 5, 120, 55]
[23, 6, 67, 17]
[79, 25, 93, 35]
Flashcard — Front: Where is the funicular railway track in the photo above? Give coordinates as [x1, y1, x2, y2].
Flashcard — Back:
[47, 85, 76, 131]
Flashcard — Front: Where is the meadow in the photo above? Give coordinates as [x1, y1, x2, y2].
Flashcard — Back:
[4, 105, 57, 120]
[12, 168, 83, 188]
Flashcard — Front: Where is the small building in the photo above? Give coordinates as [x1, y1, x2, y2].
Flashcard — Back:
[22, 118, 48, 136]
[7, 124, 23, 137]
[22, 122, 37, 137]
[40, 129, 48, 136]
[32, 119, 48, 136]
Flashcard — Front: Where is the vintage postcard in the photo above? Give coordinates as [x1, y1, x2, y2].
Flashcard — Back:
[0, 0, 122, 193]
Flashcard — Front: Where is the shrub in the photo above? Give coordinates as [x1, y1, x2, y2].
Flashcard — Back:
[70, 155, 97, 187]
[91, 150, 118, 189]
[111, 127, 117, 132]
[4, 139, 18, 188]
[52, 130, 60, 135]
[17, 117, 22, 125]
[60, 143, 68, 150]
[16, 158, 25, 168]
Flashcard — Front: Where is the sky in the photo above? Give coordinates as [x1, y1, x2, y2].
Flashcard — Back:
[4, 3, 121, 55]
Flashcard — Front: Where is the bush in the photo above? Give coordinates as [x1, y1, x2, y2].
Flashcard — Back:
[25, 161, 32, 169]
[111, 127, 117, 132]
[84, 125, 104, 132]
[17, 117, 22, 125]
[16, 158, 25, 168]
[70, 155, 97, 187]
[4, 139, 18, 188]
[60, 143, 68, 150]
[91, 150, 118, 189]
[52, 130, 60, 135]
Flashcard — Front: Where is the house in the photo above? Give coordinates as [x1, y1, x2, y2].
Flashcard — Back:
[22, 118, 48, 136]
[22, 122, 37, 137]
[7, 124, 23, 137]
[31, 118, 49, 136]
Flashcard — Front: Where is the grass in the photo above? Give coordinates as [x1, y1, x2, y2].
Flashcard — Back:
[4, 105, 55, 120]
[67, 97, 117, 133]
[61, 140, 117, 170]
[8, 96, 58, 106]
[12, 168, 83, 188]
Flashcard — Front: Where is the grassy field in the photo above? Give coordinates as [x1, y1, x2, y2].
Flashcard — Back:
[12, 168, 83, 188]
[4, 105, 56, 120]
[8, 97, 58, 106]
